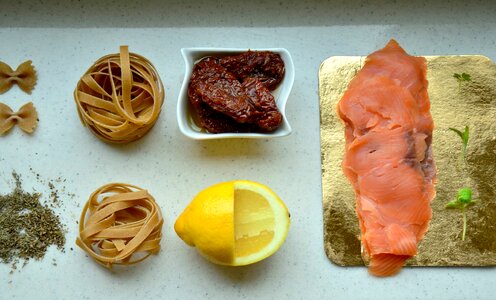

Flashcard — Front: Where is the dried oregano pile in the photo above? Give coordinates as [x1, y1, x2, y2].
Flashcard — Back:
[0, 172, 65, 269]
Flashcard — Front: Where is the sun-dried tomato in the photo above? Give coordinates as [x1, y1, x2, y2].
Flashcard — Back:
[220, 51, 285, 90]
[187, 51, 285, 133]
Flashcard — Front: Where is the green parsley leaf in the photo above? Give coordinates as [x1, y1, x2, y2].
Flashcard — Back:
[461, 73, 471, 81]
[446, 187, 477, 241]
[449, 126, 469, 162]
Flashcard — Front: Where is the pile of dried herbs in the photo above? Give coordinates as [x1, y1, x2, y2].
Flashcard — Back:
[0, 172, 65, 269]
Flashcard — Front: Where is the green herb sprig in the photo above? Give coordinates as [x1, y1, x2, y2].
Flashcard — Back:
[449, 125, 469, 163]
[445, 188, 477, 241]
[453, 72, 471, 92]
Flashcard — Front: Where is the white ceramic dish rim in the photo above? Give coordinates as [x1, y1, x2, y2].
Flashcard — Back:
[177, 47, 294, 140]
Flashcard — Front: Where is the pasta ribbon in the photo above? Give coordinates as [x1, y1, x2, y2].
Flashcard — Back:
[74, 46, 164, 143]
[76, 183, 164, 268]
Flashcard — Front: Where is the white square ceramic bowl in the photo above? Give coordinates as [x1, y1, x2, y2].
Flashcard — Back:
[177, 48, 294, 140]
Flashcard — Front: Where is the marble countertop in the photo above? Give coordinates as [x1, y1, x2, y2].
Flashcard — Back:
[1, 1, 495, 299]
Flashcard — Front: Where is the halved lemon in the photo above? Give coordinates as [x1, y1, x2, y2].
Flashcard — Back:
[174, 180, 290, 266]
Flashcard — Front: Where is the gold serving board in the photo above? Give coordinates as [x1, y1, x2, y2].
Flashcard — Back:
[319, 55, 496, 266]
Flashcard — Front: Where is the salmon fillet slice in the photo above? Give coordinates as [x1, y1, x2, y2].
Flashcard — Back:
[337, 40, 436, 277]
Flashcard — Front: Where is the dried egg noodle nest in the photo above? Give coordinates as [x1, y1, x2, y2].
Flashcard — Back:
[76, 183, 164, 268]
[74, 46, 164, 143]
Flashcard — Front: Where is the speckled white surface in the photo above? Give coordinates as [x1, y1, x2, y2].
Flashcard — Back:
[0, 1, 495, 299]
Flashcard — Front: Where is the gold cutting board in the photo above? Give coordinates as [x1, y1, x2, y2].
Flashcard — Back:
[319, 55, 496, 266]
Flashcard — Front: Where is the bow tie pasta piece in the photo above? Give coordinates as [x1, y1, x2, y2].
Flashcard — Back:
[0, 60, 37, 94]
[74, 46, 164, 143]
[0, 102, 38, 135]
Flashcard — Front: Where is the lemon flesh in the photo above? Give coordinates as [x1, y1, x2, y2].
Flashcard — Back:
[233, 181, 289, 266]
[234, 188, 275, 257]
[175, 180, 290, 266]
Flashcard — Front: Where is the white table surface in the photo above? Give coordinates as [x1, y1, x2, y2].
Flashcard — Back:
[1, 1, 495, 299]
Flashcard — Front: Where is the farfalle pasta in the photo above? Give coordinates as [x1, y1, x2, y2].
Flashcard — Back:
[74, 46, 164, 143]
[76, 183, 164, 268]
[0, 60, 37, 94]
[0, 102, 38, 135]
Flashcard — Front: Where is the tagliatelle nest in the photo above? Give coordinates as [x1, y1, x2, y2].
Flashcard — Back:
[74, 46, 164, 143]
[76, 183, 164, 268]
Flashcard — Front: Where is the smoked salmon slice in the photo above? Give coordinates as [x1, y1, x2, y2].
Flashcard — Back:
[337, 40, 436, 277]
